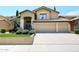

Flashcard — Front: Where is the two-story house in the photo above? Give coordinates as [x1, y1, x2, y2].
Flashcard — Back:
[20, 6, 79, 33]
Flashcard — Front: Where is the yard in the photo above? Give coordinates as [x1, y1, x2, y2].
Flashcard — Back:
[0, 33, 34, 45]
[0, 33, 31, 37]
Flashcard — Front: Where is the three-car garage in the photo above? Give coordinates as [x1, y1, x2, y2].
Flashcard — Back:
[33, 21, 70, 33]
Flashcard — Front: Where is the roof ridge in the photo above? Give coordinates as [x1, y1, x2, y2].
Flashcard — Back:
[20, 6, 59, 14]
[20, 9, 34, 14]
[33, 6, 59, 13]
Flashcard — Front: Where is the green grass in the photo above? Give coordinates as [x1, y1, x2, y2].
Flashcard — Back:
[0, 33, 31, 37]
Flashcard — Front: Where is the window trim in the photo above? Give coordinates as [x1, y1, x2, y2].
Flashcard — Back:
[39, 13, 47, 20]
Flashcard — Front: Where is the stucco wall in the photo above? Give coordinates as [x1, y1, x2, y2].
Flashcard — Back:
[51, 11, 59, 19]
[0, 20, 11, 31]
[36, 9, 50, 19]
[20, 12, 34, 19]
[35, 9, 59, 20]
[20, 11, 35, 29]
[69, 21, 75, 32]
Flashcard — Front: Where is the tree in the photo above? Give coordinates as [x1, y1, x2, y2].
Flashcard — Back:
[16, 10, 19, 17]
[10, 17, 20, 32]
[54, 6, 56, 11]
[75, 21, 79, 29]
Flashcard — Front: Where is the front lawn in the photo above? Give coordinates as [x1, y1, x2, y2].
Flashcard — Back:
[0, 33, 31, 37]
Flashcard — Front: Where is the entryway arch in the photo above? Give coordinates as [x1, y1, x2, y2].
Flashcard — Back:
[24, 17, 32, 30]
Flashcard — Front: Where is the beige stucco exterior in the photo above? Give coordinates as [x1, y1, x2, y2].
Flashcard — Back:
[51, 11, 59, 19]
[20, 6, 73, 33]
[0, 16, 11, 31]
[0, 20, 11, 31]
[36, 9, 51, 20]
[35, 9, 59, 20]
[20, 11, 35, 29]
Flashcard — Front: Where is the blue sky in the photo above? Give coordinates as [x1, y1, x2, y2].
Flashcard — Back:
[0, 6, 79, 16]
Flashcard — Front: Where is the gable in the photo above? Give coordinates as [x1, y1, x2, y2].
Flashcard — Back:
[36, 9, 50, 14]
[35, 8, 59, 19]
[33, 6, 59, 14]
[20, 10, 34, 18]
[20, 10, 34, 14]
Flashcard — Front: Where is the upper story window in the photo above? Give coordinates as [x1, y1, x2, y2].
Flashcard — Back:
[39, 13, 47, 20]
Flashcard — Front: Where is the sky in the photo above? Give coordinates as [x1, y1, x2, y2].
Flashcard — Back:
[0, 6, 79, 16]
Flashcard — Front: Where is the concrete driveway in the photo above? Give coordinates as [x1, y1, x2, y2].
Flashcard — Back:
[34, 33, 79, 45]
[0, 33, 79, 52]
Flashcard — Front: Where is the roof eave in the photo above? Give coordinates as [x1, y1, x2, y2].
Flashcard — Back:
[20, 10, 34, 14]
[33, 6, 59, 13]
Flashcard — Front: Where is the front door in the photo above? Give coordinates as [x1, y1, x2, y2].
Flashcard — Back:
[24, 17, 32, 30]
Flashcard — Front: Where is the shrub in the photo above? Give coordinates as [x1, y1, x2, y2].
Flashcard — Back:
[22, 29, 29, 34]
[16, 27, 22, 31]
[16, 29, 22, 34]
[9, 27, 22, 33]
[75, 29, 79, 34]
[9, 29, 15, 33]
[75, 24, 79, 29]
[28, 30, 35, 34]
[0, 29, 6, 33]
[16, 29, 29, 34]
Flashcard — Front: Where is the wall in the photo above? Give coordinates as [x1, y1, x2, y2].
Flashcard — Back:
[0, 37, 34, 45]
[35, 9, 59, 20]
[36, 9, 50, 20]
[20, 11, 35, 29]
[50, 11, 59, 19]
[0, 20, 11, 31]
[69, 21, 75, 32]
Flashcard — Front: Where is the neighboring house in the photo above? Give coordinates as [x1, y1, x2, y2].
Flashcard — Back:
[0, 16, 11, 31]
[6, 16, 16, 21]
[20, 6, 79, 33]
[6, 16, 20, 29]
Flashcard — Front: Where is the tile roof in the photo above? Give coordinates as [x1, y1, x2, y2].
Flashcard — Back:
[20, 6, 59, 14]
[20, 10, 34, 14]
[33, 6, 59, 13]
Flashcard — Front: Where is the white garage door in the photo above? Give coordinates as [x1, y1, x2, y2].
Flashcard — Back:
[33, 22, 70, 33]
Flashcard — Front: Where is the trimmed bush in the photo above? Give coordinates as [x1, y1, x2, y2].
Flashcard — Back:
[9, 29, 15, 33]
[22, 29, 29, 34]
[16, 29, 22, 34]
[28, 30, 35, 34]
[16, 29, 29, 34]
[9, 27, 22, 33]
[16, 27, 22, 31]
[0, 29, 6, 33]
[75, 29, 79, 34]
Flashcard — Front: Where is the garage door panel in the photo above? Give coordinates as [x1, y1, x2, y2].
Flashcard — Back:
[58, 22, 69, 32]
[34, 22, 56, 33]
[33, 22, 70, 33]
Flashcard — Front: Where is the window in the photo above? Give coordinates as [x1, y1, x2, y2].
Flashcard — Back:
[39, 13, 47, 20]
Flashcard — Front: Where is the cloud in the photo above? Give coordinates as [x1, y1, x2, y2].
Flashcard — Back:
[65, 11, 79, 16]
